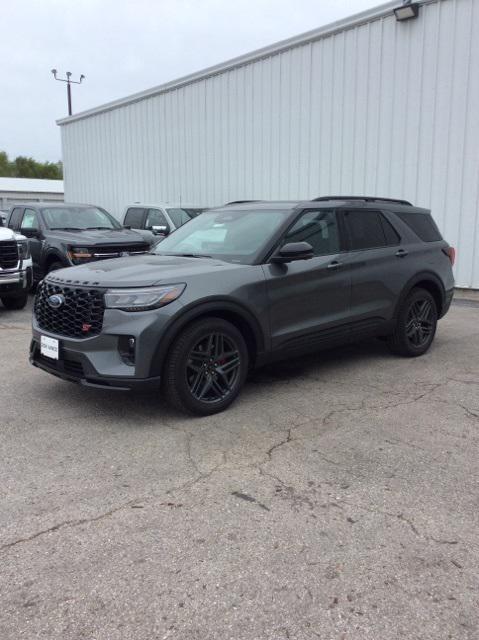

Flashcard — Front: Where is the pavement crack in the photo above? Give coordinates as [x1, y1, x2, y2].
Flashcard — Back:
[0, 499, 141, 553]
[266, 428, 293, 460]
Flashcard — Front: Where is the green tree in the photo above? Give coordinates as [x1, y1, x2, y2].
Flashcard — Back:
[0, 150, 63, 179]
[0, 151, 13, 177]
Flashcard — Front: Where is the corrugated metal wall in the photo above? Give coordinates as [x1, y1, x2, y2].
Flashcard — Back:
[61, 0, 479, 288]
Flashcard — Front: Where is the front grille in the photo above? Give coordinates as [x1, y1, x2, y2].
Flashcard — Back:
[34, 281, 105, 339]
[91, 244, 150, 259]
[0, 241, 19, 269]
[37, 352, 84, 377]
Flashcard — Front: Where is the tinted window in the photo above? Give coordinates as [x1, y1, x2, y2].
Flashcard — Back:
[146, 208, 169, 229]
[381, 215, 401, 245]
[9, 207, 23, 230]
[346, 210, 387, 250]
[41, 206, 120, 230]
[22, 208, 40, 230]
[167, 208, 192, 228]
[394, 212, 442, 242]
[124, 207, 146, 228]
[284, 210, 340, 256]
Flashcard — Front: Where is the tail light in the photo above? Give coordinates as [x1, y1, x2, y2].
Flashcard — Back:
[442, 246, 456, 266]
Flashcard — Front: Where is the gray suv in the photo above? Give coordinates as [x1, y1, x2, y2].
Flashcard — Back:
[30, 197, 455, 415]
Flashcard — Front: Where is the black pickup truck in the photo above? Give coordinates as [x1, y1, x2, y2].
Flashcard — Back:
[7, 203, 151, 283]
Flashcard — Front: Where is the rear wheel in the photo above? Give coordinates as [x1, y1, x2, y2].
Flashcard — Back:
[1, 293, 28, 310]
[387, 288, 437, 357]
[164, 317, 249, 415]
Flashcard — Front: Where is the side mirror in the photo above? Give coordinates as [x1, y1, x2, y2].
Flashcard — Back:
[152, 225, 169, 236]
[271, 241, 314, 264]
[20, 228, 40, 239]
[123, 224, 131, 229]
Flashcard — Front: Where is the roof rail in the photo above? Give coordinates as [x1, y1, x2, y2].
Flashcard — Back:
[312, 195, 412, 206]
[224, 200, 263, 205]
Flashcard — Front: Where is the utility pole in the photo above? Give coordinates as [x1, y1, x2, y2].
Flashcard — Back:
[51, 69, 85, 116]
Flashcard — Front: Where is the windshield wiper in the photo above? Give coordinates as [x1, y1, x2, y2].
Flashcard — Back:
[158, 252, 212, 259]
[85, 226, 116, 230]
[50, 227, 84, 231]
[176, 253, 212, 258]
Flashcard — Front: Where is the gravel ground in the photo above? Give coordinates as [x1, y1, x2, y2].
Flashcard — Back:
[0, 297, 478, 640]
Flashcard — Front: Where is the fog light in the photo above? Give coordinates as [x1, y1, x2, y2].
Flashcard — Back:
[118, 335, 136, 366]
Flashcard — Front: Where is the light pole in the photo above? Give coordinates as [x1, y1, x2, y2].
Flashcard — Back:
[51, 69, 85, 116]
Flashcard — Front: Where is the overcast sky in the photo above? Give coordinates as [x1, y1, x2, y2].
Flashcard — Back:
[2, 0, 381, 162]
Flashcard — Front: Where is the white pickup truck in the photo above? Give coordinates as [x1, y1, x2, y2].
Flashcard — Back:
[0, 225, 33, 310]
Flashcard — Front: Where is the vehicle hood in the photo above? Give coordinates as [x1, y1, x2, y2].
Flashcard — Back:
[0, 227, 17, 241]
[45, 254, 245, 288]
[46, 228, 148, 245]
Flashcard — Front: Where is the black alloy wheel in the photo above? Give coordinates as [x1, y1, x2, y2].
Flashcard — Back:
[405, 298, 435, 348]
[186, 332, 241, 403]
[387, 287, 438, 357]
[164, 317, 249, 415]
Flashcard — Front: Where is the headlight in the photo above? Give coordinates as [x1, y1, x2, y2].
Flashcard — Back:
[104, 284, 186, 311]
[17, 239, 30, 260]
[68, 247, 93, 263]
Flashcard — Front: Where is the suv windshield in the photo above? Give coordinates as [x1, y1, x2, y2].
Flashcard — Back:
[154, 208, 290, 263]
[166, 208, 193, 228]
[41, 206, 121, 230]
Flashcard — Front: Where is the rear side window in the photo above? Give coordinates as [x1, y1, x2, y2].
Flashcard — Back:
[345, 210, 401, 250]
[394, 212, 442, 242]
[8, 207, 23, 230]
[124, 207, 145, 228]
[345, 210, 382, 250]
[381, 216, 401, 245]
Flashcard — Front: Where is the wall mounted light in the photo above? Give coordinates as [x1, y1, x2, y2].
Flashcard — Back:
[394, 1, 420, 21]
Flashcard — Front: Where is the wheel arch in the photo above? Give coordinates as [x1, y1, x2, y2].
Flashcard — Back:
[151, 300, 267, 377]
[394, 272, 446, 319]
[45, 250, 68, 271]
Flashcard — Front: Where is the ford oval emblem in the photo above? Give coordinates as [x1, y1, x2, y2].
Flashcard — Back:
[47, 294, 65, 309]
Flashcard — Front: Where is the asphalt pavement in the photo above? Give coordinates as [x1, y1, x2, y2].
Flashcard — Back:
[0, 297, 478, 640]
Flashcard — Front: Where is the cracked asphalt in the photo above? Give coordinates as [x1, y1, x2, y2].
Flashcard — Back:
[1, 297, 478, 640]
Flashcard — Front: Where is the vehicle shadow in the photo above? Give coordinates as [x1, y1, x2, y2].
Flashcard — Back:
[34, 338, 391, 427]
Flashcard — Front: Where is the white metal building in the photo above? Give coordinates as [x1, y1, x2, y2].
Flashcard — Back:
[0, 177, 64, 210]
[59, 0, 479, 288]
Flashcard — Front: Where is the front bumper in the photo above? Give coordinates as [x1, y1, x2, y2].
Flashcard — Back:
[30, 301, 181, 390]
[0, 266, 32, 294]
[30, 340, 162, 391]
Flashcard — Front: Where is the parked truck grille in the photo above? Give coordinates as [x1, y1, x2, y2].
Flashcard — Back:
[91, 244, 150, 259]
[0, 240, 19, 269]
[34, 281, 105, 339]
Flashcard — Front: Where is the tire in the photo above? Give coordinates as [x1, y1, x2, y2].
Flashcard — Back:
[47, 261, 64, 273]
[1, 293, 28, 310]
[387, 287, 438, 357]
[164, 317, 249, 415]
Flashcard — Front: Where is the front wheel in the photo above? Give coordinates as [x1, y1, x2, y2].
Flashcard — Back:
[1, 293, 28, 310]
[387, 288, 438, 357]
[164, 317, 249, 415]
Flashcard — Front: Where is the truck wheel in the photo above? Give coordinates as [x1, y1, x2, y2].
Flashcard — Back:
[387, 288, 437, 357]
[1, 293, 28, 310]
[164, 317, 249, 415]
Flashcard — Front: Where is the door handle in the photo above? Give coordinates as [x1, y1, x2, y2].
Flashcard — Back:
[396, 249, 408, 258]
[327, 260, 343, 269]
